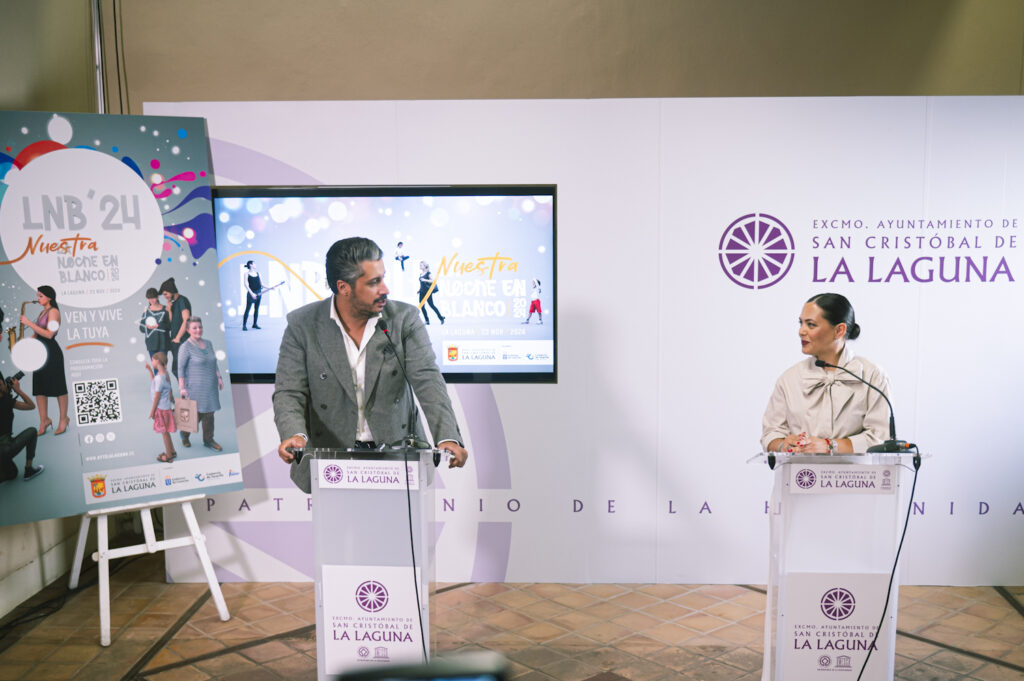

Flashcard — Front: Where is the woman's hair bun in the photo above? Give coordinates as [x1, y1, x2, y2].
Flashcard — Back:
[847, 321, 861, 340]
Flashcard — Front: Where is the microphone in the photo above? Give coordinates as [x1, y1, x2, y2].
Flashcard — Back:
[814, 359, 911, 453]
[378, 319, 432, 452]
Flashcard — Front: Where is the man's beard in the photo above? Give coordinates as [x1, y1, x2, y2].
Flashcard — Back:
[354, 295, 387, 319]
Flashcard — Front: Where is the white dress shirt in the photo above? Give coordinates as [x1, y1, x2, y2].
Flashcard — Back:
[330, 297, 379, 442]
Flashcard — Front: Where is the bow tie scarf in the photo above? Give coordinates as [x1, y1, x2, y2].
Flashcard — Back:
[800, 366, 865, 440]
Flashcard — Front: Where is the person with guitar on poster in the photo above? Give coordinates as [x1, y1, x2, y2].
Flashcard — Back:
[242, 260, 286, 330]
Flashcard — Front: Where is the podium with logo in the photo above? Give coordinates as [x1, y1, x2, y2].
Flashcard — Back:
[307, 447, 437, 681]
[758, 452, 916, 681]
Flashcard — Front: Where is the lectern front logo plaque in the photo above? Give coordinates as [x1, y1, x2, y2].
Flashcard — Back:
[323, 465, 344, 484]
[795, 468, 816, 489]
[820, 587, 856, 621]
[355, 579, 390, 612]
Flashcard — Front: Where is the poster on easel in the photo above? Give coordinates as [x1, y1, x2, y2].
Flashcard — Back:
[0, 111, 243, 528]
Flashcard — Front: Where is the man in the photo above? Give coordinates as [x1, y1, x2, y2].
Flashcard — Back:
[274, 237, 468, 493]
[158, 277, 192, 379]
[0, 371, 44, 483]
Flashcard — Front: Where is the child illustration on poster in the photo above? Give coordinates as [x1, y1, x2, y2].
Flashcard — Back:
[0, 111, 243, 528]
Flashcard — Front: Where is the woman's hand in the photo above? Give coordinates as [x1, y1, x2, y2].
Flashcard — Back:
[796, 436, 831, 454]
[217, 375, 223, 390]
[180, 388, 188, 399]
[779, 432, 806, 452]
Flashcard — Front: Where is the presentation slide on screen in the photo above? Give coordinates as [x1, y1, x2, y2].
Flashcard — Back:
[214, 189, 555, 379]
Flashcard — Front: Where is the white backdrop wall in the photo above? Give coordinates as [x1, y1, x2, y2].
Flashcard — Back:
[147, 97, 1024, 586]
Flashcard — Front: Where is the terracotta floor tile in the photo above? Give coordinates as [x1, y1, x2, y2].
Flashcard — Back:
[521, 600, 572, 620]
[489, 590, 544, 609]
[465, 582, 510, 597]
[539, 655, 603, 681]
[646, 645, 705, 671]
[578, 584, 630, 598]
[636, 584, 686, 599]
[527, 584, 577, 599]
[146, 666, 213, 681]
[577, 645, 637, 671]
[25, 661, 83, 680]
[641, 601, 691, 622]
[263, 651, 318, 678]
[517, 621, 572, 643]
[0, 641, 57, 663]
[969, 661, 1024, 681]
[730, 592, 766, 610]
[921, 648, 987, 675]
[644, 621, 697, 645]
[546, 632, 602, 654]
[610, 611, 661, 632]
[508, 645, 571, 668]
[485, 609, 537, 631]
[548, 610, 600, 632]
[580, 602, 629, 620]
[477, 632, 535, 653]
[612, 633, 668, 657]
[942, 611, 1001, 633]
[671, 592, 722, 610]
[144, 647, 185, 670]
[699, 585, 751, 600]
[550, 591, 599, 609]
[677, 612, 729, 633]
[459, 598, 507, 618]
[607, 592, 659, 610]
[612, 657, 671, 681]
[704, 601, 757, 622]
[0, 664, 33, 681]
[192, 651, 260, 675]
[578, 621, 635, 644]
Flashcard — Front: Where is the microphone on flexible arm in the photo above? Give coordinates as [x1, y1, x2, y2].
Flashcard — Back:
[378, 318, 439, 464]
[814, 359, 915, 457]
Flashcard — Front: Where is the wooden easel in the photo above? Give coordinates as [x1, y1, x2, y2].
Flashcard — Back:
[68, 493, 230, 646]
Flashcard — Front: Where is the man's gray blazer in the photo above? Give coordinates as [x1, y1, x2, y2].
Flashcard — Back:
[273, 298, 462, 493]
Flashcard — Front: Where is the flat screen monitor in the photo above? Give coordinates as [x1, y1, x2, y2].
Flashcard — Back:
[212, 185, 556, 383]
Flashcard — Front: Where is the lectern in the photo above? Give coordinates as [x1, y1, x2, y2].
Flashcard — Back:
[307, 447, 437, 681]
[759, 452, 917, 681]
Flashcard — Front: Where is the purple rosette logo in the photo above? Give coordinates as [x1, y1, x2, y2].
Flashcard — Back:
[323, 464, 344, 484]
[718, 213, 795, 289]
[820, 587, 856, 620]
[355, 580, 389, 612]
[795, 468, 816, 489]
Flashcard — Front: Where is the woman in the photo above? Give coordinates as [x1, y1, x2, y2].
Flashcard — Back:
[761, 293, 890, 455]
[139, 287, 171, 357]
[177, 318, 224, 451]
[418, 261, 445, 325]
[21, 285, 69, 436]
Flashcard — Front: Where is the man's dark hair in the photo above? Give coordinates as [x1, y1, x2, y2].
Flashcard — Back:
[326, 237, 383, 293]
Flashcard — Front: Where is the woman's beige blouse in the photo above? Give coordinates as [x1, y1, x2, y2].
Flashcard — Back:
[761, 346, 891, 453]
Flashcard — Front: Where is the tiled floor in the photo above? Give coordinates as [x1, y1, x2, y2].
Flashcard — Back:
[0, 551, 1021, 681]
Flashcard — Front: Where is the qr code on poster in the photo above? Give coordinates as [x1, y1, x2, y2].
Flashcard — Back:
[73, 378, 123, 426]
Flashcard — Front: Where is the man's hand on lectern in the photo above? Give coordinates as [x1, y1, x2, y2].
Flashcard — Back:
[279, 434, 307, 463]
[439, 441, 468, 468]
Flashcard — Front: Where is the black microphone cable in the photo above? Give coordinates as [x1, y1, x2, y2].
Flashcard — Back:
[379, 318, 429, 663]
[856, 445, 921, 681]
